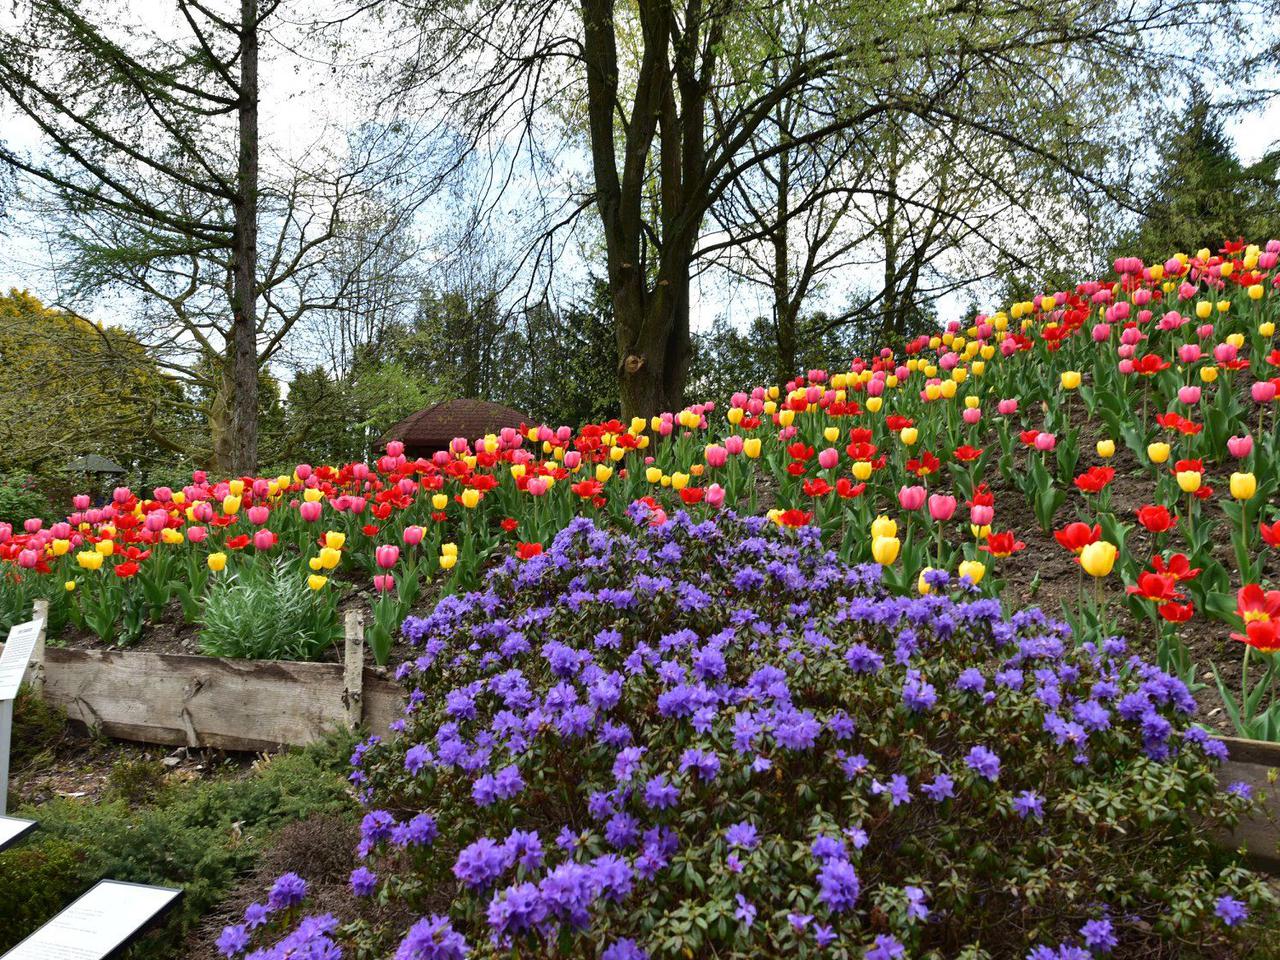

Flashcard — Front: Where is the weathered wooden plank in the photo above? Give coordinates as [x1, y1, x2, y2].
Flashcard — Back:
[42, 648, 354, 753]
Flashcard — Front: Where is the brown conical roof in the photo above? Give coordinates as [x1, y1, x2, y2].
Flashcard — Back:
[383, 398, 530, 450]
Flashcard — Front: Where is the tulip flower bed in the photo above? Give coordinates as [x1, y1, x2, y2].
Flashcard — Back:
[217, 511, 1278, 959]
[2, 240, 1280, 743]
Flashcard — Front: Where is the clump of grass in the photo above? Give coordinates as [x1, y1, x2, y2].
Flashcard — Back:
[198, 560, 341, 661]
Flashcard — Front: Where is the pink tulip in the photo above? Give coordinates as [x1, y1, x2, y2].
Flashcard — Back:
[351, 464, 369, 483]
[1117, 344, 1135, 359]
[403, 525, 425, 546]
[724, 435, 744, 456]
[866, 378, 885, 397]
[72, 494, 91, 510]
[970, 504, 994, 526]
[253, 529, 276, 551]
[962, 407, 981, 425]
[375, 545, 400, 569]
[817, 448, 839, 470]
[50, 522, 71, 539]
[527, 477, 549, 496]
[113, 487, 132, 504]
[86, 509, 103, 524]
[898, 485, 926, 511]
[1177, 344, 1202, 363]
[296, 464, 312, 481]
[1260, 251, 1279, 269]
[1117, 359, 1135, 375]
[563, 450, 582, 469]
[997, 399, 1018, 415]
[386, 440, 405, 458]
[1091, 323, 1111, 342]
[1215, 342, 1238, 363]
[398, 477, 417, 496]
[187, 526, 208, 543]
[928, 494, 957, 522]
[373, 574, 396, 594]
[0, 523, 10, 544]
[17, 549, 38, 569]
[23, 517, 42, 534]
[144, 511, 168, 533]
[1120, 327, 1143, 346]
[153, 486, 173, 502]
[1034, 432, 1057, 451]
[1227, 434, 1253, 458]
[299, 501, 322, 522]
[1252, 381, 1277, 404]
[706, 445, 729, 468]
[1197, 324, 1215, 339]
[450, 437, 469, 455]
[707, 483, 726, 509]
[1177, 386, 1201, 405]
[248, 505, 270, 525]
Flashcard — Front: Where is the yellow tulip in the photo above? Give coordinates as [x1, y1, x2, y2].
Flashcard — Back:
[303, 488, 323, 503]
[964, 395, 980, 409]
[1147, 442, 1171, 465]
[871, 515, 897, 539]
[52, 538, 70, 556]
[95, 538, 114, 556]
[324, 531, 346, 550]
[852, 461, 873, 481]
[308, 556, 323, 571]
[918, 567, 936, 594]
[646, 467, 663, 484]
[228, 479, 245, 496]
[595, 464, 613, 483]
[727, 407, 744, 425]
[1227, 332, 1244, 348]
[941, 377, 959, 395]
[1249, 285, 1265, 302]
[866, 396, 883, 413]
[222, 494, 242, 515]
[970, 524, 991, 540]
[319, 546, 342, 570]
[461, 488, 481, 509]
[432, 493, 449, 510]
[958, 560, 986, 585]
[743, 438, 762, 459]
[76, 550, 103, 571]
[1195, 301, 1213, 320]
[778, 409, 795, 427]
[871, 535, 901, 566]
[1096, 439, 1115, 458]
[1060, 371, 1081, 390]
[307, 574, 328, 591]
[1230, 472, 1257, 500]
[1260, 321, 1275, 336]
[1175, 470, 1201, 493]
[671, 472, 690, 491]
[442, 542, 458, 557]
[1078, 541, 1117, 578]
[925, 383, 941, 401]
[899, 427, 919, 446]
[439, 553, 457, 571]
[207, 552, 227, 572]
[64, 580, 76, 592]
[609, 445, 625, 462]
[1218, 300, 1231, 314]
[823, 426, 840, 443]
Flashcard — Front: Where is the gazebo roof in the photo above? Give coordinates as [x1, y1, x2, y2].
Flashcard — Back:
[64, 453, 127, 474]
[383, 398, 530, 450]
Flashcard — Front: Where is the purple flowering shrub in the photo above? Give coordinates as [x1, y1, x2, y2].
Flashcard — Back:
[224, 511, 1276, 959]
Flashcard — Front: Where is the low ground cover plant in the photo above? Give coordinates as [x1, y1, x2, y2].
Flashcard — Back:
[222, 511, 1276, 959]
[0, 733, 356, 956]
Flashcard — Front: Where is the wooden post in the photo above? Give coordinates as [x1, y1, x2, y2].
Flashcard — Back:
[30, 599, 48, 698]
[342, 610, 365, 731]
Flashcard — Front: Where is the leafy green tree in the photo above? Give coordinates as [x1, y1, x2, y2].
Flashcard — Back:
[1115, 96, 1280, 261]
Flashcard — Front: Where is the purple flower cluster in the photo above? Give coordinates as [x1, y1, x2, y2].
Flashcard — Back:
[223, 512, 1270, 958]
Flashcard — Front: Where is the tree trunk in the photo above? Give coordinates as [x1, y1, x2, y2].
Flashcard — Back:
[773, 139, 794, 386]
[617, 279, 690, 419]
[224, 0, 260, 474]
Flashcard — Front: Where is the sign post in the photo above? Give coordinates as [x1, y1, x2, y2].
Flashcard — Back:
[0, 617, 45, 815]
[1, 880, 182, 960]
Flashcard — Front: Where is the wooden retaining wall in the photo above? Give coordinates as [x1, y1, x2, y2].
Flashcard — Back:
[3, 616, 1279, 870]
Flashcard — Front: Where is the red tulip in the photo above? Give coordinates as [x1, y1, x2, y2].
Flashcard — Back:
[1136, 505, 1177, 533]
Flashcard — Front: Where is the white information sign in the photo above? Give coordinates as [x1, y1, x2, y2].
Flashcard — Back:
[0, 814, 36, 851]
[2, 880, 181, 960]
[0, 619, 44, 700]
